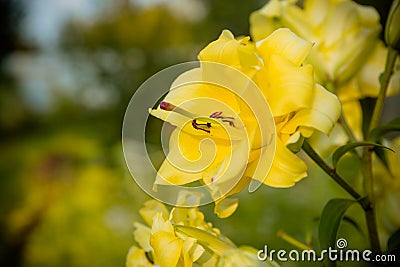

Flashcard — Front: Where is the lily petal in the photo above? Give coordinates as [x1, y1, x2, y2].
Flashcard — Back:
[139, 200, 169, 226]
[263, 139, 307, 187]
[126, 246, 152, 267]
[151, 214, 183, 267]
[280, 84, 341, 136]
[257, 54, 314, 116]
[214, 197, 239, 218]
[257, 28, 312, 67]
[133, 223, 152, 252]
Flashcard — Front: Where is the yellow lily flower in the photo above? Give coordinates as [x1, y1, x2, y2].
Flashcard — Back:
[139, 199, 169, 227]
[127, 192, 279, 266]
[150, 213, 184, 267]
[198, 30, 260, 75]
[336, 42, 400, 139]
[130, 208, 204, 267]
[133, 223, 152, 252]
[170, 191, 219, 234]
[150, 28, 340, 217]
[250, 0, 381, 86]
[150, 65, 265, 216]
[126, 246, 153, 267]
[250, 0, 399, 143]
[126, 194, 207, 267]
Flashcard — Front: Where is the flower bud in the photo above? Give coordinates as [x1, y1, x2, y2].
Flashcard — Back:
[385, 0, 400, 51]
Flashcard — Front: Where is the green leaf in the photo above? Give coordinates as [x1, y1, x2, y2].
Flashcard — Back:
[174, 225, 235, 256]
[387, 228, 400, 253]
[332, 142, 394, 169]
[319, 198, 356, 267]
[369, 117, 400, 141]
[374, 144, 392, 173]
[360, 97, 376, 139]
[342, 216, 364, 236]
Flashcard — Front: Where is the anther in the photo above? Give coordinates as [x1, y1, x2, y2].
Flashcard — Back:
[209, 111, 236, 127]
[159, 101, 198, 118]
[210, 111, 223, 118]
[160, 101, 176, 111]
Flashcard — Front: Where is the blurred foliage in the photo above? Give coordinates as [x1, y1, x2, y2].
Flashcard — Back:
[0, 0, 395, 267]
[0, 0, 24, 62]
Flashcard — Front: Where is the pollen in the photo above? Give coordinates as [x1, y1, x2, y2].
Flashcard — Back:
[160, 101, 176, 111]
[209, 111, 236, 127]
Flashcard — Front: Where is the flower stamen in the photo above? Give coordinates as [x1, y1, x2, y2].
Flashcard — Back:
[159, 103, 237, 133]
[210, 111, 236, 127]
[159, 101, 198, 118]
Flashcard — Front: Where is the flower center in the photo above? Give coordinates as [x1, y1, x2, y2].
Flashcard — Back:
[159, 101, 237, 134]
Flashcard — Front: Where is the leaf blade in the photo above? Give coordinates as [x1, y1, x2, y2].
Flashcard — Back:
[332, 142, 394, 169]
[319, 198, 356, 267]
[387, 228, 400, 253]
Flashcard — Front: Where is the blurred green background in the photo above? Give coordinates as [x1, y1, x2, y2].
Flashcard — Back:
[0, 0, 395, 267]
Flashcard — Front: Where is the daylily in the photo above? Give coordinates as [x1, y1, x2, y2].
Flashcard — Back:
[150, 28, 340, 217]
[150, 67, 270, 218]
[126, 191, 279, 266]
[250, 0, 399, 141]
[336, 42, 400, 139]
[126, 192, 212, 267]
[126, 246, 153, 267]
[250, 0, 381, 86]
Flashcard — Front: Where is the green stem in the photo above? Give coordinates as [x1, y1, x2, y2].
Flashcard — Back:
[302, 141, 381, 251]
[365, 206, 380, 253]
[359, 46, 397, 253]
[368, 47, 398, 134]
[361, 150, 381, 253]
[302, 141, 362, 202]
